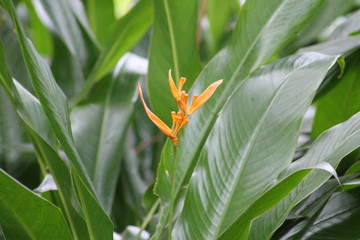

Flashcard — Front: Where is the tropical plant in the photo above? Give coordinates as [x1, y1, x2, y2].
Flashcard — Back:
[0, 0, 359, 239]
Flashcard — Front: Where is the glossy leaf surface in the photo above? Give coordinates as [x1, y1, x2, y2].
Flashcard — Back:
[249, 112, 360, 240]
[172, 53, 338, 239]
[1, 1, 113, 238]
[0, 169, 72, 240]
[71, 54, 145, 213]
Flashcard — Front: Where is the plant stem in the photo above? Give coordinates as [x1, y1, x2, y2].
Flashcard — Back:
[167, 146, 177, 240]
[136, 198, 161, 240]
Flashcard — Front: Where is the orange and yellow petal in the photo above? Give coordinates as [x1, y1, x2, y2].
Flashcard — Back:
[168, 70, 180, 100]
[188, 79, 223, 115]
[137, 82, 175, 138]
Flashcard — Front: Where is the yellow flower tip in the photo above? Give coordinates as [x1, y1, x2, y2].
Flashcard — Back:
[169, 70, 180, 100]
[188, 79, 223, 115]
[179, 77, 186, 91]
[137, 82, 175, 139]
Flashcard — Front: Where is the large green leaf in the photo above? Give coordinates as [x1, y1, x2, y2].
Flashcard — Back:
[1, 37, 90, 239]
[206, 0, 239, 55]
[51, 38, 85, 98]
[0, 169, 72, 240]
[172, 53, 338, 239]
[29, 0, 98, 98]
[327, 9, 360, 40]
[299, 187, 360, 239]
[274, 183, 360, 240]
[299, 10, 360, 57]
[271, 178, 350, 239]
[0, 8, 31, 90]
[147, 0, 202, 124]
[248, 112, 360, 240]
[25, 0, 53, 57]
[0, 41, 30, 176]
[90, 0, 151, 81]
[0, 86, 27, 175]
[93, 0, 151, 80]
[312, 51, 360, 137]
[71, 53, 145, 213]
[71, 0, 152, 106]
[27, 127, 90, 240]
[284, 0, 356, 54]
[1, 1, 113, 238]
[30, 0, 98, 65]
[310, 10, 360, 138]
[152, 0, 326, 236]
[299, 35, 360, 56]
[87, 0, 115, 44]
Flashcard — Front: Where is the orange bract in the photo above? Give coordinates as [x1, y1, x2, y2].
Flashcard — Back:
[137, 70, 222, 146]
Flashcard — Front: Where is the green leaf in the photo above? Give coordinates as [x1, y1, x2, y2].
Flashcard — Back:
[153, 0, 327, 236]
[219, 162, 341, 239]
[0, 40, 31, 177]
[299, 35, 360, 56]
[172, 52, 338, 239]
[284, 0, 356, 53]
[71, 0, 152, 106]
[0, 9, 31, 90]
[51, 38, 86, 99]
[9, 76, 89, 239]
[25, 0, 53, 56]
[147, 0, 202, 124]
[1, 1, 113, 238]
[0, 86, 30, 176]
[30, 0, 98, 64]
[206, 0, 239, 55]
[0, 169, 72, 240]
[299, 10, 360, 56]
[71, 53, 144, 213]
[248, 112, 360, 240]
[275, 185, 360, 240]
[87, 0, 116, 44]
[328, 9, 360, 40]
[312, 51, 360, 137]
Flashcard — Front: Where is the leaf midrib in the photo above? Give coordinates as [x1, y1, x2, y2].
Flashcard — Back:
[92, 77, 117, 187]
[163, 0, 180, 81]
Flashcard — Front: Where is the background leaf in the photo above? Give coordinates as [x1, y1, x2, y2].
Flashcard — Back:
[86, 0, 115, 44]
[0, 169, 72, 240]
[71, 53, 146, 214]
[1, 1, 113, 238]
[249, 112, 360, 240]
[206, 0, 239, 56]
[312, 51, 360, 136]
[284, 0, 357, 54]
[1, 36, 90, 239]
[274, 182, 360, 240]
[71, 0, 152, 106]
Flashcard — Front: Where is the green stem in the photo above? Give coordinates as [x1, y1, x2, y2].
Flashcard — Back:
[167, 146, 177, 240]
[136, 198, 161, 240]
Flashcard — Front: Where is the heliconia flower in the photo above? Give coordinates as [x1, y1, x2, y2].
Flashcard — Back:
[137, 70, 223, 146]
